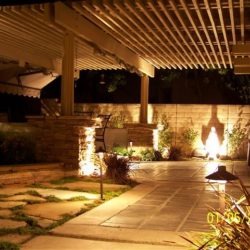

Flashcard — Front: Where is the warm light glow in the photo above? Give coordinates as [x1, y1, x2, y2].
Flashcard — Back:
[153, 129, 159, 151]
[79, 127, 98, 176]
[205, 127, 220, 159]
[219, 138, 228, 156]
[205, 161, 219, 176]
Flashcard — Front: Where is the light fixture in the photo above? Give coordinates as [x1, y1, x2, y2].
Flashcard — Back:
[206, 165, 238, 212]
[205, 165, 238, 182]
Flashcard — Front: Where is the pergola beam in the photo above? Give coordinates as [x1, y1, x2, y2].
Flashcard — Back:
[232, 44, 250, 55]
[54, 1, 154, 77]
[234, 66, 250, 74]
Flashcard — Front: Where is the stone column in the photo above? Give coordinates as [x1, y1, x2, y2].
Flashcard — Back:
[61, 32, 75, 115]
[140, 75, 149, 123]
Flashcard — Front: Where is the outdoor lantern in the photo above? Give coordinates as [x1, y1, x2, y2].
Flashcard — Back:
[206, 165, 238, 212]
[205, 165, 238, 182]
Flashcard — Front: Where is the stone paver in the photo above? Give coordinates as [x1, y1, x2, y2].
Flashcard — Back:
[47, 182, 129, 192]
[0, 209, 12, 217]
[0, 234, 31, 244]
[30, 216, 55, 228]
[4, 195, 46, 202]
[21, 235, 187, 250]
[0, 188, 30, 196]
[2, 160, 249, 250]
[0, 201, 26, 209]
[0, 218, 26, 229]
[31, 188, 99, 200]
[24, 201, 89, 220]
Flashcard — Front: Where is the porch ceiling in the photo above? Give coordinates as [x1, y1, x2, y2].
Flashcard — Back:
[0, 0, 250, 97]
[72, 0, 250, 71]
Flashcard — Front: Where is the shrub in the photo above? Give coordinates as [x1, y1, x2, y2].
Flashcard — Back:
[112, 146, 135, 159]
[104, 154, 131, 184]
[139, 148, 156, 161]
[158, 115, 173, 149]
[181, 128, 198, 157]
[0, 131, 36, 165]
[227, 122, 248, 159]
[168, 146, 182, 160]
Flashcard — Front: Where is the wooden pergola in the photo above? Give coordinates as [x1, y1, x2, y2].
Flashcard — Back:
[0, 0, 249, 122]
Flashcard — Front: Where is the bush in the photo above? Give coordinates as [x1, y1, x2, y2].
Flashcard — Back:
[168, 146, 182, 160]
[104, 154, 131, 184]
[112, 146, 134, 158]
[0, 131, 36, 165]
[181, 128, 198, 157]
[158, 115, 173, 149]
[227, 122, 248, 159]
[139, 148, 157, 161]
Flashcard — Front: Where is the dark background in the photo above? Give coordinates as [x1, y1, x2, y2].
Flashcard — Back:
[1, 69, 249, 122]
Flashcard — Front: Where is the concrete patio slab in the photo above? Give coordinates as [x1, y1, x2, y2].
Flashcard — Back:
[21, 235, 187, 250]
[61, 183, 157, 225]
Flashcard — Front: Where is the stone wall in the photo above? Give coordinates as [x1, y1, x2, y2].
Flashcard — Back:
[75, 103, 250, 156]
[27, 116, 95, 169]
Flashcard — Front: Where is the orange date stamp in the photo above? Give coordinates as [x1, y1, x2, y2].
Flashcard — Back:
[207, 211, 250, 224]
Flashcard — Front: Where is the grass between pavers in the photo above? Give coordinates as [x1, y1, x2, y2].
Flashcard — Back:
[0, 241, 20, 250]
[0, 185, 131, 240]
[49, 176, 118, 185]
[0, 175, 134, 250]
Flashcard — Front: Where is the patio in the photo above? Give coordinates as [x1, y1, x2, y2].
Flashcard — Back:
[17, 160, 249, 249]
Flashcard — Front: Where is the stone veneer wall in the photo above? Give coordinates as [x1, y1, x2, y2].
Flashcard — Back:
[27, 116, 95, 169]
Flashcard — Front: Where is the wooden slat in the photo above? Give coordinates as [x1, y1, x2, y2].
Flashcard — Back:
[216, 0, 233, 68]
[192, 0, 221, 68]
[234, 66, 250, 74]
[138, 0, 193, 69]
[168, 0, 205, 69]
[240, 0, 245, 43]
[180, 0, 215, 68]
[123, 0, 181, 69]
[228, 0, 236, 44]
[204, 0, 226, 68]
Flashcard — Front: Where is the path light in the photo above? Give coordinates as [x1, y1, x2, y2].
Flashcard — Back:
[206, 165, 238, 212]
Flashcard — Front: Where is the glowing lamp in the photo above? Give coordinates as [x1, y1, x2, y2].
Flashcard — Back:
[206, 165, 238, 212]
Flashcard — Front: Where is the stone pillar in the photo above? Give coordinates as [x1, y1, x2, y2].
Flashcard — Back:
[61, 32, 75, 116]
[140, 75, 149, 123]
